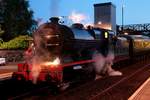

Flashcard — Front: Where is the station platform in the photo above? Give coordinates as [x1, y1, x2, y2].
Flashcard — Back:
[0, 63, 17, 73]
[0, 63, 17, 79]
[129, 77, 150, 100]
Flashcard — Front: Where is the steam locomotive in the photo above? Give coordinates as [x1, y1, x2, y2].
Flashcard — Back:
[12, 17, 150, 90]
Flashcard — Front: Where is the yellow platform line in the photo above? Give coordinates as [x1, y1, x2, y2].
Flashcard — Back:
[128, 77, 150, 100]
[0, 72, 13, 79]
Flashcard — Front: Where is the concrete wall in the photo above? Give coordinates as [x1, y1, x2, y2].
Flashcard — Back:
[0, 50, 24, 62]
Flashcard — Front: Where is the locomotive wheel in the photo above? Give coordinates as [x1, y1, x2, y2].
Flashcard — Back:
[87, 64, 96, 81]
[82, 63, 96, 81]
[58, 82, 70, 92]
[48, 83, 69, 95]
[11, 74, 26, 85]
[45, 74, 70, 93]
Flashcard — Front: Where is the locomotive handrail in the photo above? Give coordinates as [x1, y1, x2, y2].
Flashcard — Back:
[61, 59, 95, 68]
[60, 55, 130, 68]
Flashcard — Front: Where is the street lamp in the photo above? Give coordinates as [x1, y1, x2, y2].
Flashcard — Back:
[122, 0, 125, 33]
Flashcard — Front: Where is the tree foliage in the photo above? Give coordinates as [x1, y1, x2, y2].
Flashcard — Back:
[0, 35, 32, 49]
[0, 0, 37, 41]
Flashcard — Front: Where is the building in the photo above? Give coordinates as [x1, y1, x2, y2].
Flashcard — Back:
[94, 2, 116, 33]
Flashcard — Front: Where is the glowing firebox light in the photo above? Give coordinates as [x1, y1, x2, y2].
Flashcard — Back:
[44, 57, 60, 66]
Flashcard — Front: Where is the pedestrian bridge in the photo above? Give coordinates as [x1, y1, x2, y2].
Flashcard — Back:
[118, 23, 150, 32]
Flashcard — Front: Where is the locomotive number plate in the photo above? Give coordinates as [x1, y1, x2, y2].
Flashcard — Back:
[73, 65, 82, 70]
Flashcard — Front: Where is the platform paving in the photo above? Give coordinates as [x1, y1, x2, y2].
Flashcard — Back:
[129, 77, 150, 100]
[0, 64, 17, 74]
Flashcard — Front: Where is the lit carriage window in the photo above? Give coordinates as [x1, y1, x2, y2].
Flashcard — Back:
[104, 32, 108, 38]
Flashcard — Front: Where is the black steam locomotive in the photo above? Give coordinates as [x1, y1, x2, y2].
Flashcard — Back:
[12, 17, 150, 90]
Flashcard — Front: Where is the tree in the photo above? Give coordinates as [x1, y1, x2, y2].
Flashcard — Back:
[0, 24, 4, 37]
[0, 0, 37, 41]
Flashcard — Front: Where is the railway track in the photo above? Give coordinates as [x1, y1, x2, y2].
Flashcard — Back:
[0, 79, 53, 100]
[89, 63, 150, 100]
[45, 61, 150, 100]
[0, 55, 149, 100]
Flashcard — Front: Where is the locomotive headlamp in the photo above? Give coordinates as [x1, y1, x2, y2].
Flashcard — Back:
[45, 35, 59, 39]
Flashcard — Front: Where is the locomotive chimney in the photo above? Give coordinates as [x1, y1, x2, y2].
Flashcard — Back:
[49, 17, 59, 24]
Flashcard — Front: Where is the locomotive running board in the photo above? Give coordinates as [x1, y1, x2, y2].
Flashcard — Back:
[61, 59, 95, 68]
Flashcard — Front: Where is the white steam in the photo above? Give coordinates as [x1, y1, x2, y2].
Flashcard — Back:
[92, 52, 105, 74]
[31, 56, 42, 84]
[69, 11, 87, 23]
[68, 11, 93, 28]
[92, 51, 122, 76]
[28, 29, 51, 84]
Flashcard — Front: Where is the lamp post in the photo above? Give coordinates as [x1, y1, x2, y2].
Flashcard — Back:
[122, 0, 125, 33]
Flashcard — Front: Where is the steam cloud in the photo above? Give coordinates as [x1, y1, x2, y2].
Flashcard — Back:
[92, 52, 105, 74]
[93, 51, 122, 76]
[28, 29, 51, 84]
[69, 11, 87, 23]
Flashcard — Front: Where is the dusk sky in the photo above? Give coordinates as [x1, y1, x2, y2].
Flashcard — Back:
[29, 0, 150, 25]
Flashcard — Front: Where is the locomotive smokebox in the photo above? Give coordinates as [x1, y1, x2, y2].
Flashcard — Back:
[49, 17, 59, 24]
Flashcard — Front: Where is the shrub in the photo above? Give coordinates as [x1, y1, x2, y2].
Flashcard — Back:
[0, 35, 32, 49]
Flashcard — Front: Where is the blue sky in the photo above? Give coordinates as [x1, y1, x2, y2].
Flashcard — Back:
[29, 0, 150, 25]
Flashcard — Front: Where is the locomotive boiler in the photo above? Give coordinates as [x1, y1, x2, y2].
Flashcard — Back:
[33, 17, 111, 60]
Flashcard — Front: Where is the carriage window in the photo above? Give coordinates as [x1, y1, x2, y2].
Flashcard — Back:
[108, 31, 115, 35]
[72, 29, 94, 40]
[104, 32, 108, 38]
